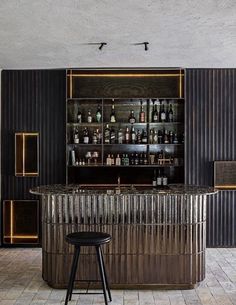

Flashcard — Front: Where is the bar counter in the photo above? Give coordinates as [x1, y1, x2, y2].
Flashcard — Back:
[30, 184, 217, 289]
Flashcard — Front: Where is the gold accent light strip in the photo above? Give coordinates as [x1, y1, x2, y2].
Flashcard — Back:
[10, 200, 13, 244]
[67, 73, 184, 77]
[215, 185, 236, 189]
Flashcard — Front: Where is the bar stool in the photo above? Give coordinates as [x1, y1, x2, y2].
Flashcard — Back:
[64, 231, 112, 305]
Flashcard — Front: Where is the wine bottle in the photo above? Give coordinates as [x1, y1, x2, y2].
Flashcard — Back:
[152, 170, 157, 187]
[129, 110, 136, 124]
[73, 127, 79, 144]
[157, 169, 162, 186]
[137, 129, 142, 144]
[139, 100, 145, 123]
[110, 127, 116, 144]
[131, 125, 136, 144]
[77, 108, 82, 123]
[118, 128, 123, 144]
[92, 130, 98, 144]
[125, 126, 130, 144]
[168, 103, 174, 122]
[158, 130, 163, 144]
[164, 130, 169, 144]
[152, 101, 158, 122]
[149, 129, 154, 144]
[110, 102, 116, 123]
[153, 129, 158, 144]
[141, 130, 147, 144]
[160, 101, 166, 122]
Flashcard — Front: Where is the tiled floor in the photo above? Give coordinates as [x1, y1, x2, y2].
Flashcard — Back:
[1, 249, 236, 305]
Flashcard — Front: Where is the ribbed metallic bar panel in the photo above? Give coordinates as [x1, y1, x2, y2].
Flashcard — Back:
[185, 69, 236, 247]
[1, 70, 66, 200]
[41, 193, 206, 288]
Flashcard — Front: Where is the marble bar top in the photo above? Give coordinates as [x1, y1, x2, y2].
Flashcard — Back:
[30, 183, 217, 196]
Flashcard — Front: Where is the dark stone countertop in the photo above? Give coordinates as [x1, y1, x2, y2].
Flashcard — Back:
[30, 184, 218, 196]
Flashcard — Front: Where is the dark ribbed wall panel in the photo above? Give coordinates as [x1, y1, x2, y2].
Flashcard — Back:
[1, 70, 66, 200]
[186, 69, 236, 247]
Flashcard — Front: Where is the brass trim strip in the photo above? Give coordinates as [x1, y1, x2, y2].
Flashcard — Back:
[70, 69, 73, 99]
[10, 200, 13, 244]
[179, 69, 182, 98]
[4, 235, 38, 239]
[67, 73, 185, 78]
[215, 185, 236, 189]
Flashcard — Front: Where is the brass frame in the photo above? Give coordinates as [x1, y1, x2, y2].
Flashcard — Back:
[15, 132, 39, 177]
[3, 200, 40, 244]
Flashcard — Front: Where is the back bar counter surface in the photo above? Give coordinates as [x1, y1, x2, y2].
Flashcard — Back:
[30, 184, 217, 289]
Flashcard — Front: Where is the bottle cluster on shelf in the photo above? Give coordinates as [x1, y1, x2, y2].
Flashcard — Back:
[69, 148, 183, 167]
[152, 169, 168, 186]
[72, 98, 180, 124]
[71, 125, 183, 145]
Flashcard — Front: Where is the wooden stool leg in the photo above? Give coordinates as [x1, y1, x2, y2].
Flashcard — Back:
[100, 247, 112, 301]
[65, 246, 80, 305]
[96, 246, 108, 305]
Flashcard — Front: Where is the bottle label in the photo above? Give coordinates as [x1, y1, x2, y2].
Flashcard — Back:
[84, 136, 89, 144]
[110, 115, 116, 123]
[161, 113, 166, 121]
[77, 115, 82, 123]
[96, 112, 102, 122]
[88, 116, 92, 123]
[157, 177, 162, 185]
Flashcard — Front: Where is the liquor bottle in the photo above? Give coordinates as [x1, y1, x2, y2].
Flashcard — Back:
[168, 103, 174, 122]
[143, 153, 148, 165]
[173, 133, 179, 144]
[163, 174, 168, 186]
[110, 127, 116, 144]
[92, 130, 98, 144]
[131, 125, 136, 144]
[130, 153, 135, 165]
[115, 154, 121, 166]
[157, 169, 162, 186]
[169, 131, 174, 144]
[139, 153, 144, 165]
[164, 130, 169, 144]
[83, 127, 89, 144]
[165, 102, 169, 122]
[73, 127, 80, 144]
[137, 129, 142, 144]
[71, 150, 76, 166]
[139, 100, 145, 123]
[153, 129, 158, 144]
[121, 154, 126, 165]
[110, 102, 116, 123]
[129, 110, 136, 124]
[125, 154, 130, 166]
[96, 105, 102, 123]
[77, 108, 82, 123]
[152, 101, 158, 122]
[152, 170, 157, 187]
[149, 129, 153, 144]
[134, 153, 139, 165]
[158, 130, 163, 144]
[106, 154, 111, 166]
[141, 130, 148, 144]
[118, 128, 123, 144]
[96, 128, 102, 144]
[87, 109, 92, 123]
[125, 126, 130, 144]
[160, 101, 166, 122]
[111, 154, 115, 165]
[104, 124, 110, 144]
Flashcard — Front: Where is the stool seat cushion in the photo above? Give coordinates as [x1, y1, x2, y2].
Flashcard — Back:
[66, 231, 111, 246]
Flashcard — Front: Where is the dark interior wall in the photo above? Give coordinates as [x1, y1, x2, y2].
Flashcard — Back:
[186, 69, 236, 247]
[1, 70, 66, 201]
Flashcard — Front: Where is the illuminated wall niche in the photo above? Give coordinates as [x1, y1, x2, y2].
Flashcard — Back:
[3, 200, 39, 244]
[15, 132, 39, 177]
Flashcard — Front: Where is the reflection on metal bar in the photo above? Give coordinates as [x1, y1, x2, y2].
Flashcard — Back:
[10, 200, 13, 244]
[67, 73, 185, 77]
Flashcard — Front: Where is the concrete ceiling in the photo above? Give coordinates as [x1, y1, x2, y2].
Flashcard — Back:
[0, 0, 236, 69]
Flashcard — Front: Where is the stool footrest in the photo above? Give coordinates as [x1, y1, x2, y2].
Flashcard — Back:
[74, 279, 101, 283]
[72, 292, 104, 295]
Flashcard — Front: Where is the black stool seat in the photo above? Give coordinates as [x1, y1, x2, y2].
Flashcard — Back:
[64, 231, 112, 305]
[66, 231, 111, 246]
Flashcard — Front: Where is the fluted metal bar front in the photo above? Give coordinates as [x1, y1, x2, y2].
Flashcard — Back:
[40, 192, 207, 288]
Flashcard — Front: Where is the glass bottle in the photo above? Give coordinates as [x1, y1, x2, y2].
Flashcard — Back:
[73, 127, 79, 144]
[77, 108, 82, 123]
[143, 153, 148, 165]
[152, 170, 157, 187]
[152, 102, 158, 122]
[110, 127, 116, 144]
[149, 129, 154, 144]
[131, 125, 136, 144]
[141, 130, 147, 144]
[160, 101, 166, 122]
[111, 154, 115, 165]
[92, 130, 98, 144]
[158, 130, 163, 144]
[110, 102, 116, 123]
[168, 103, 174, 122]
[137, 129, 142, 144]
[134, 153, 139, 165]
[87, 109, 92, 123]
[157, 169, 162, 186]
[173, 133, 179, 144]
[118, 128, 123, 144]
[96, 128, 102, 144]
[83, 127, 89, 144]
[115, 154, 121, 166]
[139, 100, 145, 123]
[153, 129, 158, 144]
[125, 126, 130, 144]
[129, 110, 136, 124]
[104, 124, 110, 144]
[130, 153, 135, 165]
[139, 153, 144, 165]
[96, 105, 102, 123]
[106, 154, 111, 166]
[164, 130, 169, 144]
